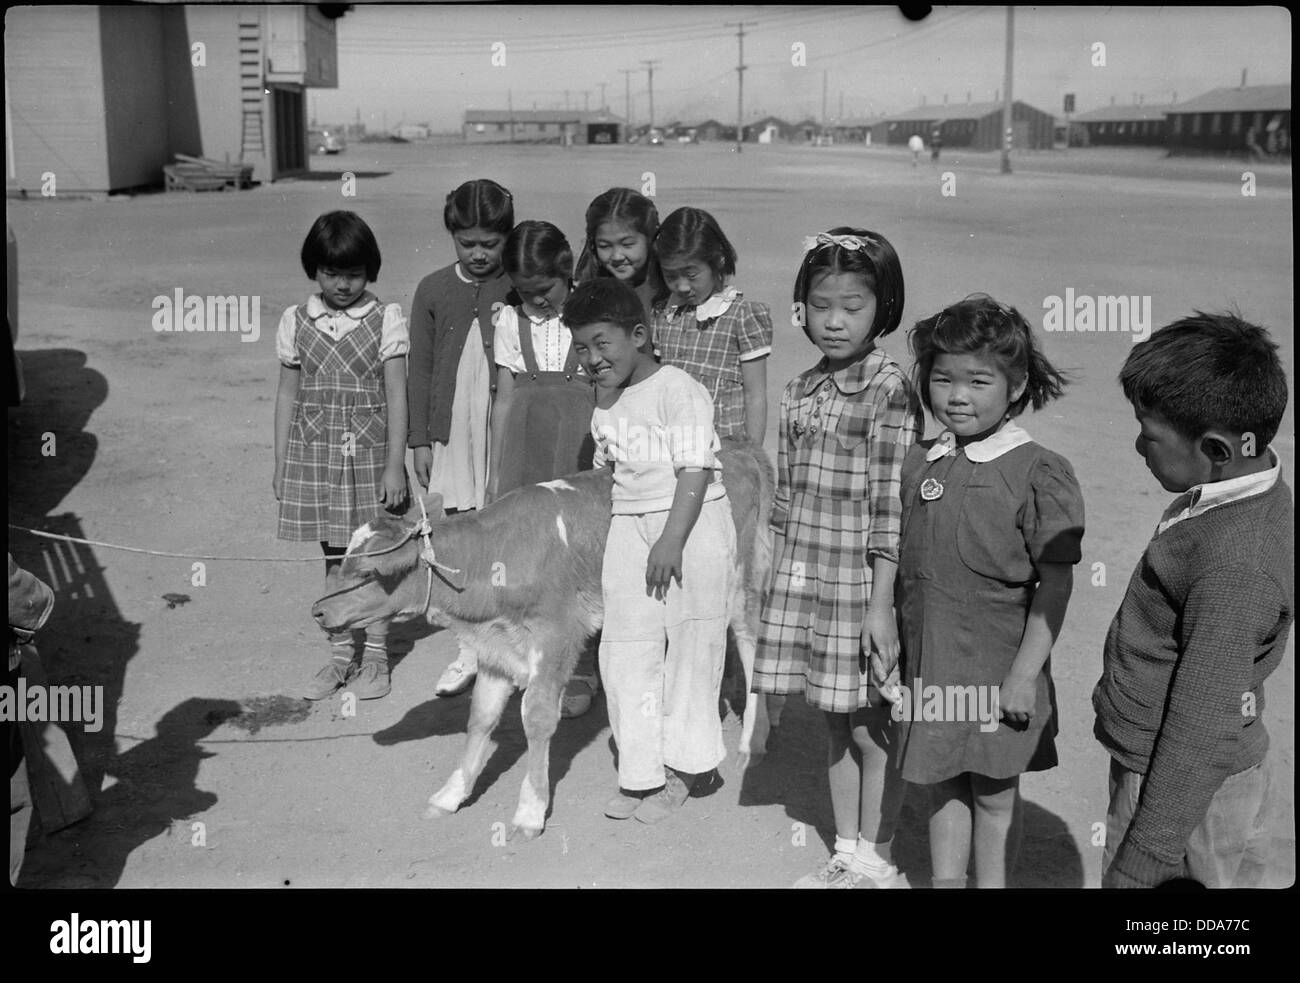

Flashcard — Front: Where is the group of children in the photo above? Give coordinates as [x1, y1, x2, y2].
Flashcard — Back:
[272, 179, 1292, 887]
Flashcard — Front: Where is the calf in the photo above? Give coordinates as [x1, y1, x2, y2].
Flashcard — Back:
[311, 439, 775, 838]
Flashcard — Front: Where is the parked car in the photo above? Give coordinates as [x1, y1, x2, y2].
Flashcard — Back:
[308, 127, 346, 154]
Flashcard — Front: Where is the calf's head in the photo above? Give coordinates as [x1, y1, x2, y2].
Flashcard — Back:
[310, 492, 450, 632]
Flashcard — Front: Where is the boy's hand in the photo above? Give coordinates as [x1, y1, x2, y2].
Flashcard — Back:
[999, 670, 1037, 729]
[413, 445, 433, 490]
[646, 534, 685, 601]
[379, 464, 408, 512]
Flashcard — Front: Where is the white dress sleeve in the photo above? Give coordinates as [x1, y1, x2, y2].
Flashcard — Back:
[378, 302, 409, 359]
[493, 305, 525, 374]
[276, 306, 300, 367]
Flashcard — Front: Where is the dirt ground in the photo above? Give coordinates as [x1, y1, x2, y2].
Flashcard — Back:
[7, 139, 1294, 890]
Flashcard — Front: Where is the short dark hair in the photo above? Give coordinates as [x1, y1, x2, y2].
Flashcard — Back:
[1120, 310, 1288, 446]
[910, 294, 1069, 416]
[443, 179, 514, 234]
[300, 210, 381, 281]
[503, 220, 574, 280]
[794, 227, 905, 341]
[653, 206, 737, 291]
[562, 277, 646, 334]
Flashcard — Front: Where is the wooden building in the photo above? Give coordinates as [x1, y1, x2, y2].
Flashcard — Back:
[743, 116, 796, 143]
[5, 5, 341, 194]
[462, 109, 624, 145]
[1164, 85, 1289, 156]
[871, 100, 1055, 151]
[1070, 102, 1173, 147]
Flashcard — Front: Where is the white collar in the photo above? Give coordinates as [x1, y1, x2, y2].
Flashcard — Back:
[521, 307, 561, 326]
[305, 292, 377, 320]
[667, 285, 740, 322]
[925, 420, 1034, 463]
[1157, 449, 1281, 534]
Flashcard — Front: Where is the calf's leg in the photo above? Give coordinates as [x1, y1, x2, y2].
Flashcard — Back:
[425, 668, 514, 818]
[510, 668, 564, 839]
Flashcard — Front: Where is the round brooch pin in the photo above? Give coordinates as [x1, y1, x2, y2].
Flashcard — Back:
[920, 477, 944, 501]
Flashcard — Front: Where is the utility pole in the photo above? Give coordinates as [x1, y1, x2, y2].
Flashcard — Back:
[821, 69, 828, 140]
[598, 81, 608, 112]
[725, 20, 756, 153]
[1000, 5, 1014, 174]
[641, 59, 661, 132]
[584, 90, 590, 112]
[564, 89, 570, 110]
[507, 88, 515, 143]
[620, 68, 635, 135]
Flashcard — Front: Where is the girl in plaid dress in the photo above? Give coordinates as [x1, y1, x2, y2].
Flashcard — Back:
[650, 207, 773, 444]
[754, 228, 922, 888]
[274, 211, 409, 701]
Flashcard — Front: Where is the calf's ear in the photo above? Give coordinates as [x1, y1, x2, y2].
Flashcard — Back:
[403, 490, 444, 519]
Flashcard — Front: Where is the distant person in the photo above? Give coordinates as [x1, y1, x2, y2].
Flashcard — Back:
[275, 211, 409, 701]
[930, 128, 943, 162]
[908, 132, 924, 166]
[574, 187, 662, 325]
[651, 207, 772, 446]
[407, 179, 516, 698]
[1095, 313, 1292, 889]
[1245, 122, 1266, 160]
[754, 229, 921, 888]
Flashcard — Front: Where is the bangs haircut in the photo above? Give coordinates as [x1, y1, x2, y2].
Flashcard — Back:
[1119, 310, 1288, 447]
[503, 220, 574, 280]
[443, 178, 514, 235]
[794, 227, 905, 340]
[562, 277, 646, 334]
[910, 294, 1068, 416]
[653, 206, 737, 284]
[300, 210, 382, 282]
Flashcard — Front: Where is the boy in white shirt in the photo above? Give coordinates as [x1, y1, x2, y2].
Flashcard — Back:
[564, 278, 737, 825]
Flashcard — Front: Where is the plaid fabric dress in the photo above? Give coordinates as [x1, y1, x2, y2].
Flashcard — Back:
[277, 299, 394, 547]
[754, 347, 921, 713]
[652, 286, 772, 440]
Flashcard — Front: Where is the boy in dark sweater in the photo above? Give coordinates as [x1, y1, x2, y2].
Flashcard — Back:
[1094, 312, 1293, 888]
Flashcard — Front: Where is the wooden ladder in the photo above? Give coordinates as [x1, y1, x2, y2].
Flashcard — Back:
[238, 11, 264, 160]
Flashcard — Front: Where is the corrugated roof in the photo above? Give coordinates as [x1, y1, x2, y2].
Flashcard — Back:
[464, 109, 625, 124]
[1071, 103, 1175, 123]
[1167, 85, 1289, 114]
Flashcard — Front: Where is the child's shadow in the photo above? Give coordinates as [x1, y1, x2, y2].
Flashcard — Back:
[17, 696, 241, 889]
[737, 696, 1084, 887]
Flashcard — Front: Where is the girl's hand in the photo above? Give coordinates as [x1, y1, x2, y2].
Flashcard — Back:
[645, 535, 684, 601]
[413, 446, 434, 490]
[379, 464, 408, 512]
[999, 671, 1037, 730]
[862, 605, 899, 674]
[272, 469, 284, 502]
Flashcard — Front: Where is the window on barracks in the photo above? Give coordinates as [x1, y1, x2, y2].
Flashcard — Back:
[1210, 113, 1221, 134]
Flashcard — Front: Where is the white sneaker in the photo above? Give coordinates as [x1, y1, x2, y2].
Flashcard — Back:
[793, 855, 864, 889]
[435, 657, 477, 697]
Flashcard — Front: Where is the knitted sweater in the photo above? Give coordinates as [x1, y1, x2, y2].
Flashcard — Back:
[1093, 478, 1294, 887]
[406, 263, 513, 447]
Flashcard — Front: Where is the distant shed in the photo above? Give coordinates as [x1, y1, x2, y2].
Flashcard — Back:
[871, 99, 1055, 151]
[1164, 85, 1289, 155]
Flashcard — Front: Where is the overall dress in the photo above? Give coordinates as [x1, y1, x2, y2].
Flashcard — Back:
[492, 313, 596, 495]
[894, 437, 1084, 784]
[277, 304, 392, 547]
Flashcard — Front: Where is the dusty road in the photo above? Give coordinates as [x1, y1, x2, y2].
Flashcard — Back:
[7, 139, 1293, 888]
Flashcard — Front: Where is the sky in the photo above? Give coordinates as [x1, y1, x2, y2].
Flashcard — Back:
[311, 4, 1292, 132]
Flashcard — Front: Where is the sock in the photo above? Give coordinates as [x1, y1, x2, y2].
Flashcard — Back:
[362, 636, 388, 665]
[328, 631, 354, 664]
[850, 836, 896, 878]
[834, 835, 857, 862]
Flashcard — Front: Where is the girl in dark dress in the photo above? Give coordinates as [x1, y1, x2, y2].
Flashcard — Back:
[893, 295, 1084, 888]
